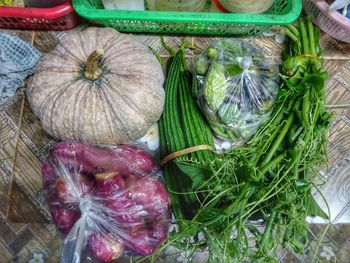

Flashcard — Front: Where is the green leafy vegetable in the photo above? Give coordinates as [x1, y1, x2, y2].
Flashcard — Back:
[151, 17, 331, 263]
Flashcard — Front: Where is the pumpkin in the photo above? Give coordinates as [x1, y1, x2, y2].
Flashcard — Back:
[27, 27, 164, 145]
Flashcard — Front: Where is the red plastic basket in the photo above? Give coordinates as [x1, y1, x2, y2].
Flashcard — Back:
[0, 1, 79, 30]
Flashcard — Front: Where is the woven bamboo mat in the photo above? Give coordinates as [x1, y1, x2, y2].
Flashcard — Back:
[0, 27, 349, 262]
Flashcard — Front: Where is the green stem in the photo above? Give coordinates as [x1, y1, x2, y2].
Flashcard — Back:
[293, 99, 303, 124]
[259, 210, 277, 254]
[286, 29, 298, 43]
[289, 126, 304, 143]
[180, 39, 195, 50]
[299, 18, 310, 54]
[160, 36, 175, 56]
[260, 112, 295, 168]
[225, 184, 253, 215]
[302, 90, 311, 129]
[312, 98, 321, 127]
[260, 153, 285, 175]
[252, 128, 280, 166]
[307, 16, 316, 56]
[325, 103, 350, 109]
[293, 150, 302, 177]
[287, 24, 300, 37]
[148, 46, 162, 64]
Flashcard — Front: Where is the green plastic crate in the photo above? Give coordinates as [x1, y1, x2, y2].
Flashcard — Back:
[72, 0, 302, 36]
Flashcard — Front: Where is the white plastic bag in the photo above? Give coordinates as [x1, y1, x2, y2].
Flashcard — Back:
[42, 142, 170, 262]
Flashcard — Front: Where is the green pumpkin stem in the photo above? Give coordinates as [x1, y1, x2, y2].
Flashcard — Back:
[84, 49, 104, 81]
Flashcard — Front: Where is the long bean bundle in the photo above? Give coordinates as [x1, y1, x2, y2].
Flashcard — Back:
[159, 43, 217, 221]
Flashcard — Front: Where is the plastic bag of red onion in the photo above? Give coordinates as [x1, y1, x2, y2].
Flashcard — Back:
[42, 142, 171, 262]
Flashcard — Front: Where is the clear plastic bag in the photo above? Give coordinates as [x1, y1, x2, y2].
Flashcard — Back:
[194, 39, 280, 143]
[42, 142, 171, 262]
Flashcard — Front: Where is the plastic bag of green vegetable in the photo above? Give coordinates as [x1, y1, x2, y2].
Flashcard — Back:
[194, 39, 280, 143]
